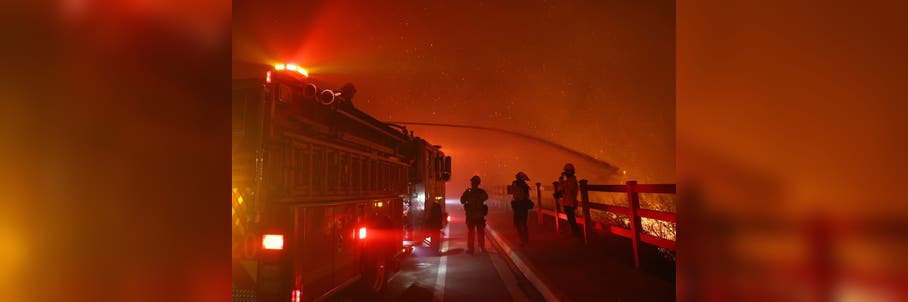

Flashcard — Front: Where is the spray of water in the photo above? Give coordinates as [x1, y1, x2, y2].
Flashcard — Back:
[387, 121, 620, 175]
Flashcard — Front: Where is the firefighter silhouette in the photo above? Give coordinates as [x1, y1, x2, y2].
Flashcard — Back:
[511, 172, 534, 246]
[460, 175, 489, 254]
[558, 163, 581, 238]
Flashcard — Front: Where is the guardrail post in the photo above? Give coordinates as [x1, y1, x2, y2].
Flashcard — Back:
[535, 182, 543, 225]
[552, 181, 561, 234]
[627, 180, 641, 269]
[580, 179, 591, 245]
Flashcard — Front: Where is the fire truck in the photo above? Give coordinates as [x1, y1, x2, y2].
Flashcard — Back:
[232, 64, 451, 302]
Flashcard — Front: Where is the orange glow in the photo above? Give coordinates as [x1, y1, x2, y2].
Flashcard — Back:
[274, 64, 285, 70]
[297, 67, 309, 77]
[262, 234, 284, 250]
[286, 64, 298, 71]
[358, 227, 366, 240]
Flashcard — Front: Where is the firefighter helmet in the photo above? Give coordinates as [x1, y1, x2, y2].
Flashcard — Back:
[564, 163, 575, 171]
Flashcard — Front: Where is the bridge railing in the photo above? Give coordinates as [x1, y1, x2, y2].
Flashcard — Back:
[581, 180, 676, 269]
[486, 185, 509, 208]
[531, 180, 676, 269]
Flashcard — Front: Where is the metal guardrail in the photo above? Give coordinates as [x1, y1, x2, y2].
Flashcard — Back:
[524, 180, 676, 269]
[581, 180, 676, 268]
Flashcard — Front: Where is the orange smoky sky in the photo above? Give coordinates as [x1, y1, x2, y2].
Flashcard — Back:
[233, 0, 676, 187]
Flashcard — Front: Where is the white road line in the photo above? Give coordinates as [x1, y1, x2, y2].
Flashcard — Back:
[486, 225, 563, 302]
[488, 247, 531, 302]
[433, 224, 450, 302]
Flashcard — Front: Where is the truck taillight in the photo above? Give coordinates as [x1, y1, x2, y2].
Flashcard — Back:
[358, 227, 367, 240]
[262, 234, 284, 250]
[291, 289, 301, 302]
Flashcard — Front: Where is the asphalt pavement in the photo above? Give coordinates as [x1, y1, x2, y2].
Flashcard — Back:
[482, 197, 676, 302]
[334, 196, 675, 302]
[332, 198, 544, 302]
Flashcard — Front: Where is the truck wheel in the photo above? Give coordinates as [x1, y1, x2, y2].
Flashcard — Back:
[370, 261, 387, 293]
[361, 253, 388, 296]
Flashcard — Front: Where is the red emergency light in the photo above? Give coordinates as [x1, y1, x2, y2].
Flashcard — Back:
[262, 234, 284, 250]
[274, 63, 308, 77]
[358, 227, 367, 240]
[291, 289, 301, 302]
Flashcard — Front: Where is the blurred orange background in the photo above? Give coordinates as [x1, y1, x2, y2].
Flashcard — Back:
[0, 1, 230, 301]
[678, 1, 908, 301]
